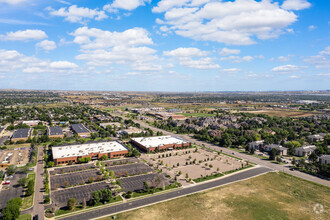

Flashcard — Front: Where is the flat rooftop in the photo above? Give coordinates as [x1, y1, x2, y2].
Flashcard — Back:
[132, 135, 188, 148]
[71, 124, 90, 133]
[52, 141, 128, 159]
[12, 128, 31, 139]
[48, 126, 63, 136]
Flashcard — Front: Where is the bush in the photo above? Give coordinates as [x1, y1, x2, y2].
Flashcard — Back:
[44, 195, 50, 204]
[26, 180, 34, 196]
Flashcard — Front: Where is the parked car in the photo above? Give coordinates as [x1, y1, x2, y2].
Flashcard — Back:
[7, 175, 13, 179]
[2, 180, 10, 185]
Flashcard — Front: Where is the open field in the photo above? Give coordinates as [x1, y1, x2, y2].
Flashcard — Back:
[240, 110, 319, 117]
[100, 172, 330, 220]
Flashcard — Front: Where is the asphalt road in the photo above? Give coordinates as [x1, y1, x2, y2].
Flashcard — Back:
[60, 166, 272, 220]
[126, 117, 330, 187]
[32, 146, 45, 220]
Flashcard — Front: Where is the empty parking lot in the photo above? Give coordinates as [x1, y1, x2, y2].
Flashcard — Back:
[108, 163, 153, 177]
[120, 173, 170, 192]
[50, 163, 96, 175]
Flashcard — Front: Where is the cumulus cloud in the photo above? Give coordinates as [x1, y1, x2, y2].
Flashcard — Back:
[153, 0, 299, 45]
[272, 64, 301, 73]
[219, 68, 241, 73]
[220, 55, 263, 63]
[281, 0, 311, 11]
[0, 0, 27, 4]
[47, 5, 108, 24]
[71, 27, 161, 71]
[219, 48, 240, 56]
[0, 49, 79, 74]
[0, 29, 47, 41]
[308, 25, 316, 31]
[36, 40, 57, 51]
[104, 0, 151, 12]
[164, 47, 220, 69]
[278, 55, 294, 62]
[304, 46, 330, 69]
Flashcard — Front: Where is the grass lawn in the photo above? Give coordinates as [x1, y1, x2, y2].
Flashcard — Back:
[17, 214, 32, 220]
[55, 196, 123, 216]
[100, 172, 329, 220]
[1, 143, 30, 149]
[21, 173, 36, 210]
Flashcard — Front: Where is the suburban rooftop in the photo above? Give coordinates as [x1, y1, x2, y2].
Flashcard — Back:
[12, 128, 31, 139]
[71, 123, 90, 133]
[52, 141, 127, 159]
[132, 135, 188, 148]
[48, 126, 63, 135]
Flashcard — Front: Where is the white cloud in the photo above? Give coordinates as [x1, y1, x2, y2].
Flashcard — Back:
[289, 75, 300, 79]
[304, 46, 330, 69]
[272, 64, 300, 73]
[47, 5, 108, 24]
[163, 47, 208, 57]
[281, 0, 311, 11]
[220, 55, 263, 63]
[278, 55, 294, 62]
[71, 27, 161, 71]
[153, 0, 299, 45]
[219, 48, 240, 56]
[0, 0, 26, 4]
[308, 25, 316, 31]
[36, 40, 57, 51]
[219, 68, 241, 73]
[0, 29, 47, 41]
[164, 47, 220, 69]
[0, 49, 79, 74]
[104, 0, 150, 12]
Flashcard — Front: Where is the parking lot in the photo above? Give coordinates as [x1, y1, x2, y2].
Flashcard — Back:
[108, 163, 153, 177]
[0, 172, 25, 210]
[141, 147, 244, 184]
[50, 163, 96, 175]
[105, 158, 139, 166]
[51, 181, 111, 207]
[51, 169, 103, 189]
[120, 173, 170, 192]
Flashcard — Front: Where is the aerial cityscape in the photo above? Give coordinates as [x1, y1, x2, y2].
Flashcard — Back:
[0, 0, 329, 220]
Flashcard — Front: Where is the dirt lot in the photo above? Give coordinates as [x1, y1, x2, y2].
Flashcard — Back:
[240, 110, 318, 118]
[141, 148, 244, 185]
[103, 172, 330, 220]
[0, 147, 30, 168]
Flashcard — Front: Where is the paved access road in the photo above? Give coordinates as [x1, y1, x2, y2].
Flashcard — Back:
[121, 116, 330, 187]
[60, 166, 272, 220]
[32, 146, 45, 220]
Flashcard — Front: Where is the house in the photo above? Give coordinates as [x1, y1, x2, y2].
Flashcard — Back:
[52, 141, 128, 165]
[319, 155, 330, 165]
[249, 140, 264, 150]
[131, 135, 190, 152]
[71, 124, 91, 137]
[100, 122, 121, 129]
[11, 128, 32, 142]
[47, 126, 64, 139]
[294, 145, 316, 157]
[265, 144, 288, 156]
[307, 133, 327, 142]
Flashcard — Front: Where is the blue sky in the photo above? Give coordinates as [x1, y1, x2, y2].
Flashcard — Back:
[0, 0, 329, 91]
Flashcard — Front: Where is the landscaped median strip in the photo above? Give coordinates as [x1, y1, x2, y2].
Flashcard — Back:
[21, 172, 36, 211]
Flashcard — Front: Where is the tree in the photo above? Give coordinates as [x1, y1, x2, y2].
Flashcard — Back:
[101, 155, 108, 161]
[26, 180, 34, 196]
[67, 198, 76, 210]
[91, 191, 100, 205]
[292, 157, 296, 166]
[143, 181, 150, 192]
[18, 177, 28, 187]
[48, 161, 54, 167]
[82, 198, 86, 209]
[2, 197, 22, 220]
[44, 195, 50, 204]
[269, 148, 278, 160]
[101, 189, 112, 202]
[6, 165, 16, 175]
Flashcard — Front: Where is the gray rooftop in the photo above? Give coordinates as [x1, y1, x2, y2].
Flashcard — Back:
[71, 124, 90, 134]
[12, 128, 31, 139]
[48, 126, 63, 136]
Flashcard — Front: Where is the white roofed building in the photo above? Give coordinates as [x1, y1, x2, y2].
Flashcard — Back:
[131, 135, 190, 152]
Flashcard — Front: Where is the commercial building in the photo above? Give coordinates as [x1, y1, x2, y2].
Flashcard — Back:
[100, 122, 121, 129]
[117, 127, 143, 135]
[294, 145, 316, 157]
[71, 124, 91, 137]
[11, 128, 32, 142]
[52, 141, 129, 165]
[47, 126, 64, 139]
[265, 144, 288, 156]
[131, 135, 190, 152]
